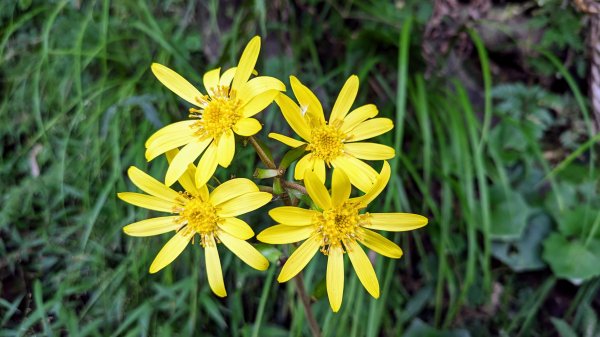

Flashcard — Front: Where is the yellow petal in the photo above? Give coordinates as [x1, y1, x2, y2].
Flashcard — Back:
[341, 104, 379, 133]
[330, 75, 359, 124]
[218, 217, 255, 240]
[231, 36, 260, 91]
[332, 156, 378, 193]
[357, 228, 403, 258]
[217, 129, 235, 167]
[217, 231, 269, 270]
[277, 235, 320, 282]
[343, 142, 395, 160]
[145, 136, 192, 162]
[347, 118, 393, 142]
[219, 67, 238, 87]
[327, 245, 344, 312]
[149, 230, 193, 273]
[165, 149, 199, 195]
[268, 206, 319, 226]
[209, 178, 259, 206]
[117, 192, 178, 213]
[304, 171, 332, 210]
[344, 240, 379, 298]
[203, 67, 221, 96]
[165, 139, 211, 186]
[198, 184, 210, 201]
[331, 168, 351, 207]
[360, 161, 391, 206]
[233, 118, 262, 136]
[195, 143, 219, 187]
[268, 132, 306, 148]
[151, 63, 203, 106]
[127, 166, 181, 202]
[237, 76, 285, 103]
[257, 225, 314, 244]
[312, 158, 326, 184]
[145, 120, 196, 148]
[294, 153, 313, 180]
[217, 191, 271, 217]
[365, 213, 428, 231]
[289, 75, 325, 126]
[275, 94, 311, 141]
[123, 216, 181, 237]
[205, 235, 227, 297]
[145, 127, 196, 161]
[242, 89, 280, 118]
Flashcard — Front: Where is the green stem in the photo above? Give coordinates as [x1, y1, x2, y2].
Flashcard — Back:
[249, 137, 318, 334]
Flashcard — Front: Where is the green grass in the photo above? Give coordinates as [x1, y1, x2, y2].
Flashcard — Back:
[2, 1, 600, 336]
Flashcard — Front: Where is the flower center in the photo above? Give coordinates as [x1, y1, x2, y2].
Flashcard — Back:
[176, 195, 220, 246]
[190, 86, 242, 140]
[315, 201, 364, 254]
[306, 125, 346, 162]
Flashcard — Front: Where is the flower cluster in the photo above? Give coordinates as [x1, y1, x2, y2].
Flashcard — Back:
[118, 36, 428, 312]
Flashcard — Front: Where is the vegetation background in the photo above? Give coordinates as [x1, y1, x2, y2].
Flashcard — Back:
[1, 0, 600, 336]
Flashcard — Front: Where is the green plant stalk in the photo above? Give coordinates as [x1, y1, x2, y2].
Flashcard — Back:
[431, 102, 451, 327]
[540, 50, 596, 214]
[513, 277, 556, 336]
[467, 28, 493, 149]
[565, 279, 600, 320]
[544, 132, 600, 181]
[251, 265, 276, 337]
[445, 90, 476, 327]
[247, 135, 321, 337]
[584, 212, 600, 247]
[368, 17, 412, 337]
[456, 83, 492, 294]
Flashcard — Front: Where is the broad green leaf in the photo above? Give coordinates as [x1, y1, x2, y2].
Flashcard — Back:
[542, 233, 600, 283]
[492, 213, 551, 272]
[488, 189, 533, 240]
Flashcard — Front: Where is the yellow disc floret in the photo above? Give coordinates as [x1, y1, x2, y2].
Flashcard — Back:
[316, 201, 365, 254]
[176, 195, 221, 246]
[190, 86, 242, 141]
[306, 124, 346, 163]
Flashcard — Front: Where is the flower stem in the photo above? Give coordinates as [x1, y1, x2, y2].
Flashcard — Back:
[248, 136, 307, 199]
[293, 272, 322, 337]
[279, 187, 321, 335]
[248, 136, 276, 169]
[282, 180, 308, 195]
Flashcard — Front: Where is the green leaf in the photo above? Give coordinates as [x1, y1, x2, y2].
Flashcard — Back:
[278, 145, 307, 170]
[255, 244, 283, 264]
[556, 206, 595, 238]
[272, 178, 284, 195]
[398, 285, 433, 324]
[542, 233, 600, 283]
[488, 189, 533, 240]
[492, 213, 551, 272]
[582, 303, 599, 337]
[254, 168, 280, 179]
[550, 317, 578, 337]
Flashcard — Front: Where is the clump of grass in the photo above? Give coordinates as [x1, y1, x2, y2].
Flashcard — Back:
[1, 1, 598, 336]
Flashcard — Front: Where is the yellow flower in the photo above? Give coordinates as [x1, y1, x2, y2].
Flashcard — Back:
[147, 36, 285, 187]
[257, 161, 427, 312]
[269, 75, 394, 192]
[118, 152, 271, 297]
